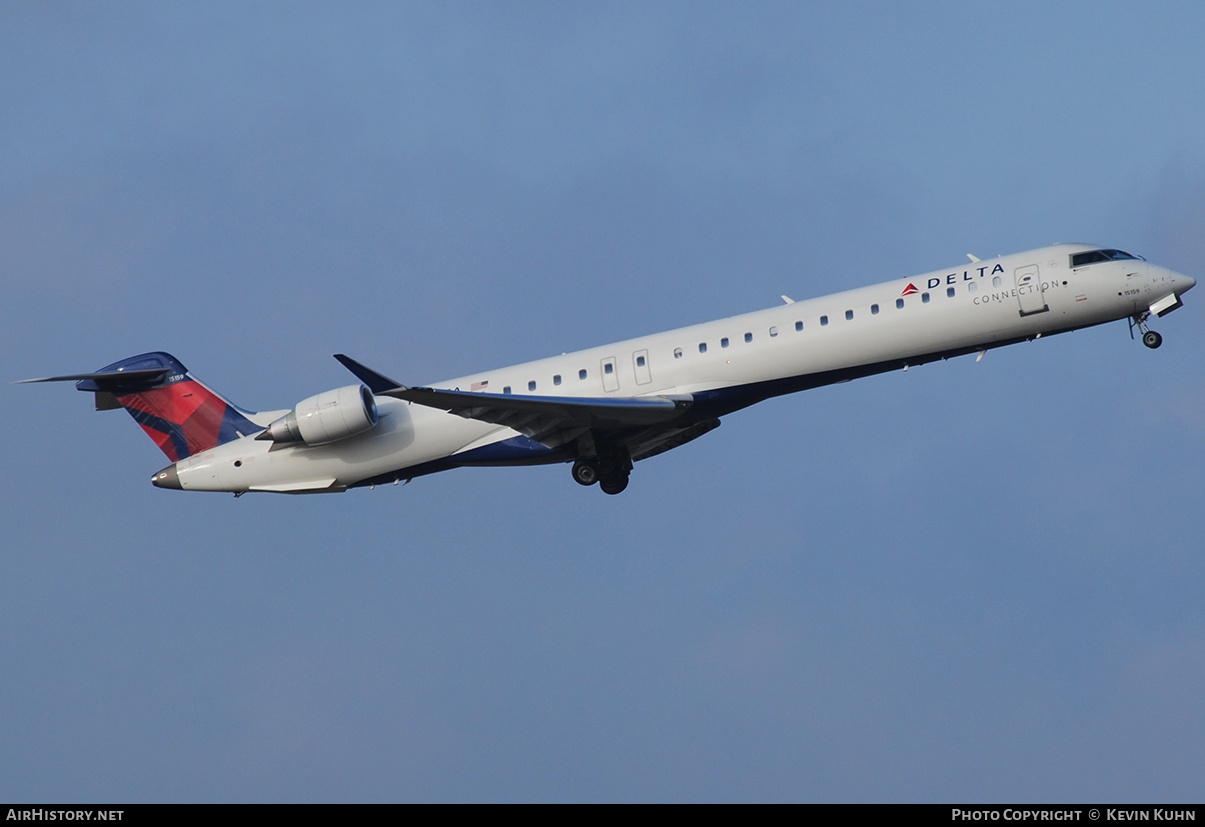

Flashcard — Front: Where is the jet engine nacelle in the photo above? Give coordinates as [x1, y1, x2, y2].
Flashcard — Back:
[259, 384, 379, 446]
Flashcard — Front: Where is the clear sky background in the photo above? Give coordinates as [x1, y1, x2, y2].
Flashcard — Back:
[3, 1, 1204, 803]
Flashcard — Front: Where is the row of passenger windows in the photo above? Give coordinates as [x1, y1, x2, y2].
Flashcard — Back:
[500, 366, 594, 394]
[667, 278, 1004, 358]
[490, 276, 1007, 391]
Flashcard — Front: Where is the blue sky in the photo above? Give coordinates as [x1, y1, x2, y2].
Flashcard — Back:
[3, 1, 1205, 802]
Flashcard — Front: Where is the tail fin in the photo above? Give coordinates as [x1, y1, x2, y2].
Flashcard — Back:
[21, 352, 258, 461]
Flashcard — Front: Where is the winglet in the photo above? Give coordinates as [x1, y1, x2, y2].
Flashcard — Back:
[333, 354, 407, 394]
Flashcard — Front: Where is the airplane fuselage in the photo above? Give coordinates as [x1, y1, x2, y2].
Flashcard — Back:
[148, 243, 1193, 495]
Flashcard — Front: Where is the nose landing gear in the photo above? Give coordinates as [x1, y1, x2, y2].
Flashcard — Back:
[1130, 312, 1163, 349]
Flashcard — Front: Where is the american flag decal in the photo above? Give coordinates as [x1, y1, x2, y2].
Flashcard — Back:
[471, 380, 488, 391]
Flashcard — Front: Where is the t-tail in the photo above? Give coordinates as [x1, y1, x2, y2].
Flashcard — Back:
[17, 351, 259, 461]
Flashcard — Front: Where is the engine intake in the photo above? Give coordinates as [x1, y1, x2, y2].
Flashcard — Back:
[258, 384, 379, 445]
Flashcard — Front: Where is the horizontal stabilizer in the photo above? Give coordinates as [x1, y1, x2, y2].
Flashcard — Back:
[15, 368, 169, 386]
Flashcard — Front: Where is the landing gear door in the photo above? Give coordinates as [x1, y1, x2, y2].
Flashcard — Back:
[1015, 264, 1048, 316]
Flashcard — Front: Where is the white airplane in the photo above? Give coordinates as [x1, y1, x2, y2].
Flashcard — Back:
[20, 243, 1196, 496]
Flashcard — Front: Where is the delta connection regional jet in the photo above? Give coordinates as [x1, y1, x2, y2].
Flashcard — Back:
[20, 244, 1196, 496]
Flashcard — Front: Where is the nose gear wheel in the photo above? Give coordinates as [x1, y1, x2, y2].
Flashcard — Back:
[1129, 312, 1164, 349]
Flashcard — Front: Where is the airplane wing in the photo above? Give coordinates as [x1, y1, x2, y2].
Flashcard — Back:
[334, 354, 694, 450]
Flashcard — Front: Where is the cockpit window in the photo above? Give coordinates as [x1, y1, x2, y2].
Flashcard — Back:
[1071, 249, 1141, 267]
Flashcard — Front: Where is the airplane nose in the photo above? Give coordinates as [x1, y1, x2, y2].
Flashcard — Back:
[152, 464, 181, 489]
[1182, 273, 1197, 292]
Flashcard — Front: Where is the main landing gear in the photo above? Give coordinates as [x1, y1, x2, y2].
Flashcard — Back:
[571, 450, 631, 496]
[1129, 311, 1163, 349]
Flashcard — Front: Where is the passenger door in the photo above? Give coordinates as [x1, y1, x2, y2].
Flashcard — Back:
[633, 350, 651, 385]
[1015, 264, 1048, 316]
[601, 356, 619, 392]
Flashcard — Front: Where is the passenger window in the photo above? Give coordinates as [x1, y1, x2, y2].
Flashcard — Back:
[947, 287, 955, 298]
[795, 321, 803, 331]
[820, 315, 828, 326]
[896, 298, 904, 309]
[993, 276, 1002, 287]
[553, 374, 562, 386]
[721, 337, 729, 348]
[528, 380, 536, 391]
[579, 369, 587, 380]
[699, 342, 707, 353]
[674, 347, 683, 359]
[922, 293, 930, 303]
[604, 363, 613, 374]
[845, 310, 853, 320]
[871, 304, 879, 315]
[744, 332, 753, 343]
[636, 355, 646, 367]
[769, 326, 778, 337]
[968, 282, 978, 293]
[503, 386, 511, 394]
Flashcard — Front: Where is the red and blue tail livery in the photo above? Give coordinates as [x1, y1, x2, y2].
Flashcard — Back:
[28, 352, 259, 462]
[18, 244, 1197, 495]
